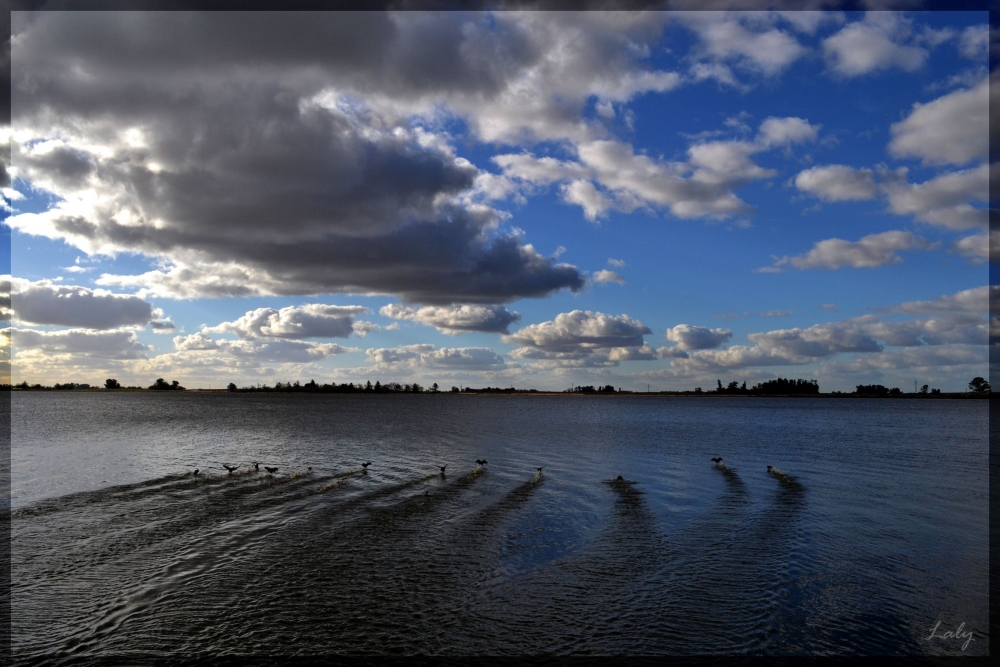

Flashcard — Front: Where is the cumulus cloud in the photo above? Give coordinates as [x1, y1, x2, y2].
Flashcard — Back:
[379, 303, 521, 335]
[8, 278, 157, 329]
[494, 115, 819, 222]
[877, 285, 988, 315]
[794, 165, 878, 201]
[823, 13, 929, 77]
[880, 164, 988, 230]
[950, 234, 990, 264]
[760, 230, 935, 272]
[592, 270, 625, 285]
[366, 344, 507, 370]
[202, 304, 369, 340]
[888, 78, 988, 166]
[665, 324, 733, 350]
[659, 286, 989, 374]
[503, 310, 652, 366]
[795, 162, 986, 230]
[0, 277, 11, 321]
[11, 328, 149, 360]
[957, 25, 989, 61]
[677, 12, 811, 78]
[10, 12, 642, 304]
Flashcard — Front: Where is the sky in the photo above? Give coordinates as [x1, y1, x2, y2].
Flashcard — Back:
[1, 9, 994, 392]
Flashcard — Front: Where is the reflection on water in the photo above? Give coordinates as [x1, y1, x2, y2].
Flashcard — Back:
[9, 393, 989, 657]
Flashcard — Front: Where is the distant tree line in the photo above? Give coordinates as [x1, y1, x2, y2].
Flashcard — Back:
[708, 378, 820, 395]
[227, 380, 444, 393]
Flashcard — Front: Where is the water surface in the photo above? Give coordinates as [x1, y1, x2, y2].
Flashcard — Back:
[10, 392, 989, 658]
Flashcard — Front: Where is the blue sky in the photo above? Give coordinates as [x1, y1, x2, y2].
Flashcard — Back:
[1, 10, 992, 391]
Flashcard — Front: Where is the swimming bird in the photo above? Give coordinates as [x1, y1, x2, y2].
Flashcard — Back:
[361, 461, 372, 471]
[264, 466, 278, 474]
[475, 459, 488, 466]
[616, 475, 624, 481]
[536, 467, 544, 473]
[439, 465, 447, 474]
[711, 457, 723, 466]
[192, 469, 200, 477]
[222, 464, 239, 474]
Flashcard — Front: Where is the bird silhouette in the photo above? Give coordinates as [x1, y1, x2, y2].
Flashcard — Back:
[221, 464, 239, 474]
[439, 465, 447, 474]
[536, 467, 544, 472]
[192, 469, 200, 476]
[711, 457, 723, 465]
[361, 461, 372, 470]
[475, 459, 488, 466]
[264, 466, 278, 474]
[251, 462, 260, 472]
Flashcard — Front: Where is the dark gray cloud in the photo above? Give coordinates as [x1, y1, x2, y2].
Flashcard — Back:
[12, 327, 149, 360]
[10, 12, 602, 304]
[10, 278, 155, 329]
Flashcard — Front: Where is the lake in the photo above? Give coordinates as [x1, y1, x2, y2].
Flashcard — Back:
[7, 392, 990, 658]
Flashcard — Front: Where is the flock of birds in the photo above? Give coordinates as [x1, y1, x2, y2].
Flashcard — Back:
[713, 457, 791, 479]
[185, 456, 789, 483]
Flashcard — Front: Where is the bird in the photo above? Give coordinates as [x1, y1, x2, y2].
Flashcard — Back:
[361, 461, 372, 470]
[711, 457, 723, 466]
[536, 467, 544, 473]
[439, 465, 447, 474]
[475, 459, 488, 466]
[264, 466, 278, 474]
[221, 464, 239, 474]
[307, 466, 312, 472]
[767, 465, 787, 478]
[192, 469, 200, 477]
[251, 462, 260, 472]
[616, 475, 624, 481]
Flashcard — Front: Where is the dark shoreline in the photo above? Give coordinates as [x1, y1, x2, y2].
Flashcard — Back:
[4, 388, 989, 399]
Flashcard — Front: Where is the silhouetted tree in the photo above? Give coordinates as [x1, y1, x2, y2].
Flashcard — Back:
[969, 377, 991, 394]
[920, 384, 929, 394]
[227, 383, 237, 392]
[104, 378, 120, 389]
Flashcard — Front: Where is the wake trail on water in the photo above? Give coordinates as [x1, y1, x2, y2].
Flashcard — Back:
[11, 469, 467, 659]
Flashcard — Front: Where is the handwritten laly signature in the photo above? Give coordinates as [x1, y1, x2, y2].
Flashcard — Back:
[926, 621, 975, 651]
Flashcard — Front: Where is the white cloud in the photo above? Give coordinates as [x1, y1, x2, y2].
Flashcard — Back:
[592, 270, 625, 285]
[678, 12, 809, 78]
[756, 116, 820, 148]
[9, 278, 157, 329]
[878, 285, 988, 315]
[495, 115, 818, 223]
[503, 310, 652, 366]
[957, 25, 989, 61]
[366, 344, 507, 370]
[794, 165, 878, 201]
[607, 258, 626, 268]
[379, 303, 521, 335]
[823, 13, 929, 77]
[888, 78, 988, 166]
[880, 164, 988, 230]
[761, 230, 935, 271]
[665, 324, 733, 350]
[202, 304, 369, 340]
[950, 234, 990, 264]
